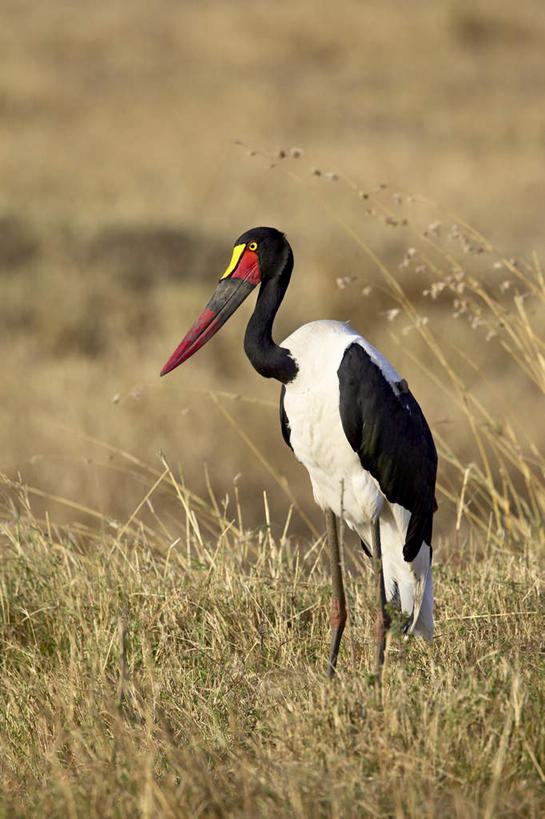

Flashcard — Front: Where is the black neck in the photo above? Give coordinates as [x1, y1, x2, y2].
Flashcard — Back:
[243, 272, 298, 384]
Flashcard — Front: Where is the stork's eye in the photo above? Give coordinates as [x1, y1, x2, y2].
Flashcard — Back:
[248, 241, 258, 251]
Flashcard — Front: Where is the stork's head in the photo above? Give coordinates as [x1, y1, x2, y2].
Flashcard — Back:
[232, 226, 293, 284]
[160, 227, 292, 376]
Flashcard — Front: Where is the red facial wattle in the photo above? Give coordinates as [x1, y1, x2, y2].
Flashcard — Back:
[229, 248, 260, 285]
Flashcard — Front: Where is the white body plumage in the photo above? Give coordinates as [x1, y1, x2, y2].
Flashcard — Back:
[281, 320, 433, 638]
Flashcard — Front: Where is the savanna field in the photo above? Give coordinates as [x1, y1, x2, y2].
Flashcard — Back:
[1, 1, 545, 816]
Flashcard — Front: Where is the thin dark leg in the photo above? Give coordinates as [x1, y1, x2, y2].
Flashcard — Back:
[325, 509, 347, 678]
[398, 636, 406, 667]
[371, 517, 390, 679]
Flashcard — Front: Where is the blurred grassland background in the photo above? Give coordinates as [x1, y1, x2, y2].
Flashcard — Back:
[2, 2, 545, 816]
[1, 0, 545, 543]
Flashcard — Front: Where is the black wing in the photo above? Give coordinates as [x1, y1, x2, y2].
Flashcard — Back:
[279, 384, 293, 451]
[338, 342, 437, 562]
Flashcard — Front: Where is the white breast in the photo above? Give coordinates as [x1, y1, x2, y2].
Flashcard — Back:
[281, 321, 433, 639]
[282, 320, 401, 395]
[281, 320, 433, 639]
[280, 321, 399, 531]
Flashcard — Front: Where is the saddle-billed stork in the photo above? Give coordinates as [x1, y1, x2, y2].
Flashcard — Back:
[161, 227, 437, 678]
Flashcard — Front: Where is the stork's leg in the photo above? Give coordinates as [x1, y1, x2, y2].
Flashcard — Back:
[371, 517, 390, 678]
[325, 509, 347, 678]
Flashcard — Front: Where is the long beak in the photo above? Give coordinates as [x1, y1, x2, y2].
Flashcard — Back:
[160, 248, 259, 376]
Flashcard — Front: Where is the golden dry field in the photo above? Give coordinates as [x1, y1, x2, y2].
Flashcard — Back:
[1, 1, 545, 815]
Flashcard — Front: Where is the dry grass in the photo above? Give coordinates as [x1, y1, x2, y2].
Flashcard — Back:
[0, 477, 544, 817]
[1, 1, 545, 814]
